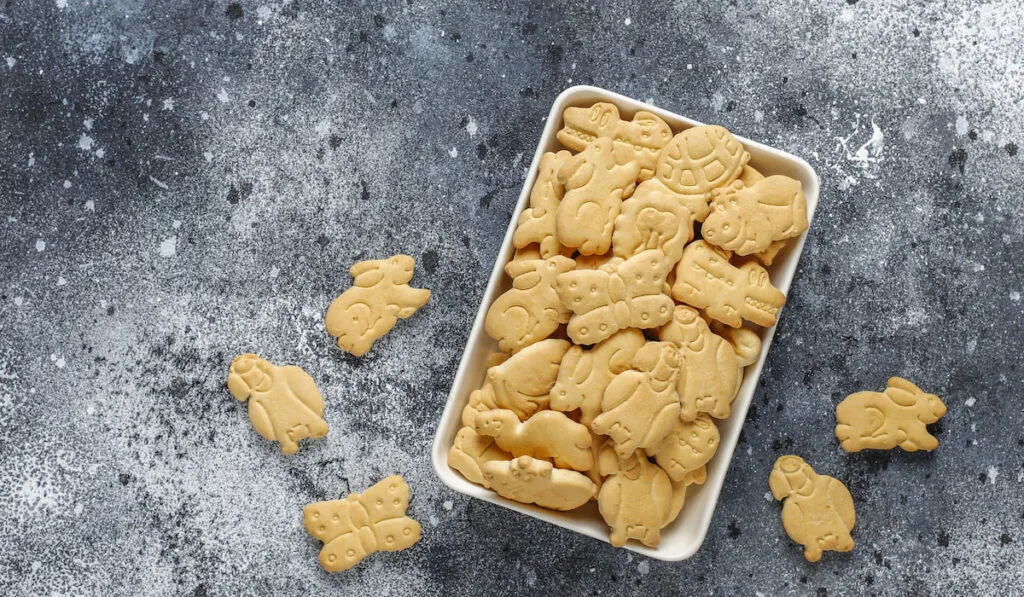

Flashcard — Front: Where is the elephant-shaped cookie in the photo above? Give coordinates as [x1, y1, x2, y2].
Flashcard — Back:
[611, 180, 695, 265]
[659, 305, 742, 420]
[769, 455, 856, 562]
[483, 455, 596, 511]
[474, 409, 594, 471]
[485, 255, 575, 354]
[555, 137, 640, 255]
[703, 175, 808, 256]
[549, 329, 646, 426]
[835, 377, 947, 452]
[325, 255, 431, 357]
[557, 101, 673, 180]
[227, 354, 329, 455]
[671, 240, 786, 328]
[591, 342, 681, 459]
[513, 151, 574, 258]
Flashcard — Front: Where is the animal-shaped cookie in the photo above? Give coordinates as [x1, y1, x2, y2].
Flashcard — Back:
[557, 102, 673, 179]
[483, 455, 596, 511]
[591, 342, 681, 458]
[467, 339, 570, 421]
[549, 329, 646, 426]
[672, 240, 786, 328]
[650, 414, 720, 483]
[226, 354, 329, 455]
[485, 255, 575, 354]
[835, 377, 947, 452]
[611, 182, 694, 264]
[325, 255, 431, 357]
[598, 452, 675, 547]
[710, 321, 763, 367]
[448, 427, 511, 487]
[555, 249, 674, 345]
[513, 151, 573, 258]
[659, 305, 741, 420]
[303, 476, 422, 572]
[655, 125, 749, 201]
[769, 456, 856, 563]
[703, 175, 808, 255]
[474, 409, 594, 471]
[555, 137, 640, 255]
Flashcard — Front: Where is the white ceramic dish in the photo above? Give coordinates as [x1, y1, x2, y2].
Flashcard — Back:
[431, 85, 819, 560]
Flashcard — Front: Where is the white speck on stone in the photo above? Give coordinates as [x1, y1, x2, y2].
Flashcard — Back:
[686, 63, 693, 70]
[918, 98, 927, 105]
[428, 515, 439, 527]
[200, 111, 209, 121]
[257, 6, 273, 20]
[31, 561, 41, 573]
[217, 88, 230, 103]
[84, 200, 95, 211]
[465, 115, 478, 137]
[711, 92, 725, 111]
[967, 339, 977, 354]
[158, 236, 177, 257]
[974, 212, 985, 223]
[442, 500, 453, 511]
[56, 276, 67, 286]
[63, 180, 72, 189]
[35, 239, 46, 252]
[56, 356, 65, 369]
[6, 57, 15, 69]
[162, 98, 174, 111]
[382, 24, 397, 42]
[28, 153, 35, 167]
[624, 17, 632, 26]
[50, 353, 57, 362]
[314, 121, 330, 137]
[78, 134, 94, 151]
[143, 113, 149, 122]
[754, 109, 764, 122]
[988, 466, 999, 484]
[971, 423, 977, 432]
[83, 118, 93, 130]
[764, 491, 774, 503]
[56, 0, 67, 8]
[1010, 291, 1020, 302]
[269, 266, 280, 279]
[637, 560, 649, 574]
[14, 297, 24, 306]
[74, 503, 84, 516]
[172, 220, 181, 230]
[95, 148, 105, 158]
[955, 115, 969, 136]
[149, 176, 169, 189]
[525, 568, 537, 587]
[965, 396, 976, 407]
[86, 405, 96, 415]
[448, 146, 458, 158]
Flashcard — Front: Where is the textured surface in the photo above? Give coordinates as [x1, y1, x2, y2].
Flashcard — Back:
[1, 1, 1022, 595]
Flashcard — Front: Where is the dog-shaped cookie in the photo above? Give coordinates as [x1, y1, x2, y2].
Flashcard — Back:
[769, 455, 855, 562]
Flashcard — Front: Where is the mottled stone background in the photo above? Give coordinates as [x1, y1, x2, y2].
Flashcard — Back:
[1, 0, 1022, 595]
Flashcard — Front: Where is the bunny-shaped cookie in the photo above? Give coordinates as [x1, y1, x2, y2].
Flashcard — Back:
[835, 377, 947, 452]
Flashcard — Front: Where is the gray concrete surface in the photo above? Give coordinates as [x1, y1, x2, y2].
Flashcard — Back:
[1, 1, 1022, 595]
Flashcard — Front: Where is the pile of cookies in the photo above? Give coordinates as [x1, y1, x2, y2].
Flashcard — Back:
[448, 102, 809, 548]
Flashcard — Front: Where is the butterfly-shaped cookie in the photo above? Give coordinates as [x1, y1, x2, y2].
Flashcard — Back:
[555, 249, 674, 345]
[303, 476, 422, 572]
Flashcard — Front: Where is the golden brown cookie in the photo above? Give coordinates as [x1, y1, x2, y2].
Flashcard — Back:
[303, 476, 421, 572]
[769, 456, 855, 563]
[448, 426, 511, 487]
[485, 254, 575, 354]
[474, 408, 594, 471]
[659, 305, 741, 420]
[483, 455, 596, 510]
[555, 249, 674, 345]
[703, 175, 808, 256]
[710, 321, 763, 367]
[227, 354, 328, 455]
[671, 240, 786, 328]
[591, 342, 681, 458]
[555, 137, 640, 255]
[484, 338, 570, 420]
[611, 181, 695, 264]
[655, 125, 749, 202]
[325, 255, 431, 356]
[598, 452, 674, 547]
[513, 150, 574, 258]
[835, 377, 947, 452]
[557, 102, 673, 180]
[650, 414, 720, 484]
[549, 329, 646, 427]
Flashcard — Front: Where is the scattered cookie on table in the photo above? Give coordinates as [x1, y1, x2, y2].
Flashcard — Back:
[769, 455, 856, 563]
[325, 255, 431, 357]
[483, 455, 597, 511]
[835, 377, 947, 452]
[226, 354, 328, 455]
[303, 475, 422, 572]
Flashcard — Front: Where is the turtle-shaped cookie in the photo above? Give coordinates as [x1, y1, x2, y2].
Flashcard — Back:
[655, 125, 749, 199]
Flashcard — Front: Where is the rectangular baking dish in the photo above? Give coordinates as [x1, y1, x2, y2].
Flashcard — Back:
[431, 85, 819, 560]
